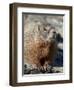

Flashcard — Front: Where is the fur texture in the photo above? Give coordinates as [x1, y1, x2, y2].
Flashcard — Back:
[24, 22, 58, 71]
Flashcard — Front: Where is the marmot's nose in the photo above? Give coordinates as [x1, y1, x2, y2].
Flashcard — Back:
[53, 31, 56, 34]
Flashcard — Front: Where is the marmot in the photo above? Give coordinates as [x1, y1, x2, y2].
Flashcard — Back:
[24, 22, 58, 71]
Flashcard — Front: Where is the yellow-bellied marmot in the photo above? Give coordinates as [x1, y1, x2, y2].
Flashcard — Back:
[24, 22, 58, 71]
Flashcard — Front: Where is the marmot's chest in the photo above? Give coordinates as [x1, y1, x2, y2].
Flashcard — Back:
[37, 41, 57, 58]
[36, 41, 49, 58]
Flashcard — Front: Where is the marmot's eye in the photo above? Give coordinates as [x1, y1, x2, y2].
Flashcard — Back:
[53, 31, 56, 34]
[44, 28, 47, 31]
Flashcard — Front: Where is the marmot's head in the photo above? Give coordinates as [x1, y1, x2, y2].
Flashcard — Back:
[37, 23, 58, 42]
[47, 27, 57, 41]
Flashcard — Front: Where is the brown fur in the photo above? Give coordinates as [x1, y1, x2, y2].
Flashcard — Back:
[24, 22, 58, 71]
[24, 37, 57, 70]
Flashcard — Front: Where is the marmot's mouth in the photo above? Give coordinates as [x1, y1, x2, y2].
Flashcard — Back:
[47, 38, 57, 44]
[47, 36, 57, 41]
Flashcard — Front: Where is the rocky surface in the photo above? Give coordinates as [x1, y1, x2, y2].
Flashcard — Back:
[24, 67, 63, 74]
[24, 64, 63, 74]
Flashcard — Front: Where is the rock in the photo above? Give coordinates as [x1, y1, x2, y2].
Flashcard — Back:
[30, 69, 40, 74]
[24, 69, 30, 74]
[55, 71, 60, 73]
[24, 64, 63, 74]
[40, 69, 46, 73]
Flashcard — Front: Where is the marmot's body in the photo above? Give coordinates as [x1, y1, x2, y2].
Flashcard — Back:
[24, 22, 58, 71]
